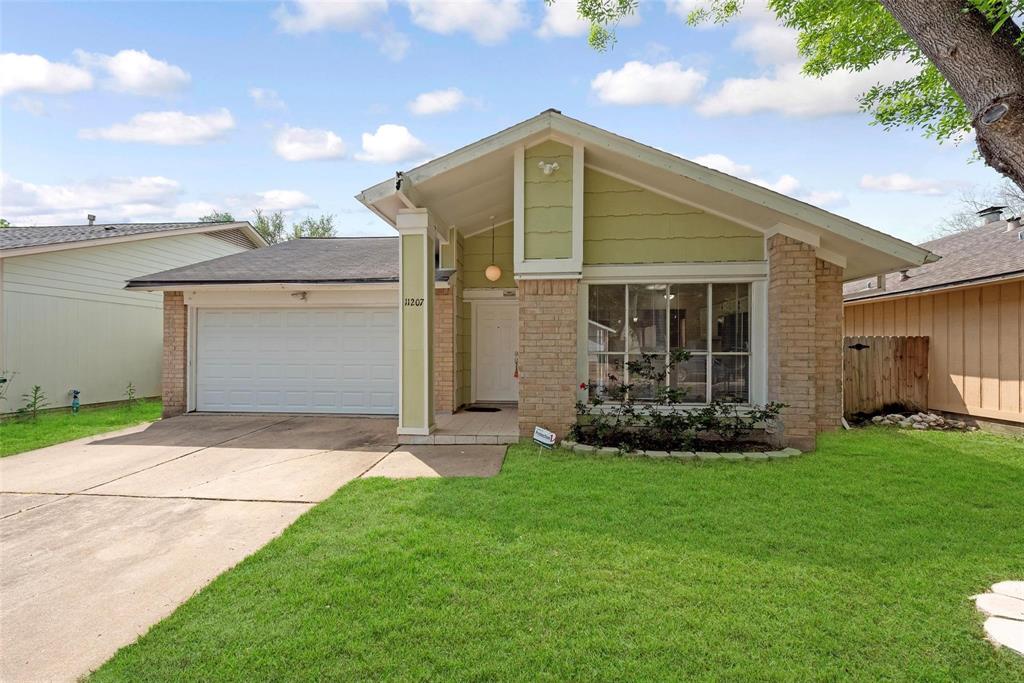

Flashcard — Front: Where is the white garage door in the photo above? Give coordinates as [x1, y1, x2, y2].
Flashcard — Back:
[196, 307, 398, 414]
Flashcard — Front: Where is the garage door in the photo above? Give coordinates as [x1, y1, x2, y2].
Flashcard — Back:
[196, 307, 398, 414]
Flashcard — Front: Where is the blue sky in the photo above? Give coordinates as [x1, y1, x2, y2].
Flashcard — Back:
[0, 0, 1006, 244]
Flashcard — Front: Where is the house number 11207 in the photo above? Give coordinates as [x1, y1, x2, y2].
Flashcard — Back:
[403, 298, 424, 307]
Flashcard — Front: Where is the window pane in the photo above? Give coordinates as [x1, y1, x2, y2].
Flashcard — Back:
[588, 285, 625, 352]
[669, 284, 707, 351]
[627, 353, 666, 402]
[712, 283, 750, 353]
[628, 285, 667, 352]
[588, 354, 625, 400]
[712, 355, 749, 403]
[668, 353, 707, 403]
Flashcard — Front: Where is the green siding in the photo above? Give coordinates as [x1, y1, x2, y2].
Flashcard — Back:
[401, 234, 428, 428]
[524, 140, 573, 260]
[463, 223, 514, 289]
[583, 168, 764, 264]
[439, 227, 455, 269]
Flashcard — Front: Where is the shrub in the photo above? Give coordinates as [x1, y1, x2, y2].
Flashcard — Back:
[572, 351, 785, 452]
[17, 385, 49, 421]
[124, 381, 138, 408]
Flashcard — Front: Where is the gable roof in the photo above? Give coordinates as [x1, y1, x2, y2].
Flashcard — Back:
[126, 236, 453, 289]
[357, 109, 937, 281]
[1, 221, 266, 257]
[844, 221, 1024, 301]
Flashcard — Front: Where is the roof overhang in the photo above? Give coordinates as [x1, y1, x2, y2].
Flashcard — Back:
[356, 109, 938, 281]
[844, 269, 1024, 304]
[0, 222, 267, 258]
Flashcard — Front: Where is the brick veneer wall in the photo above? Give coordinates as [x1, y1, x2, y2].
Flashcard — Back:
[766, 234, 845, 450]
[517, 279, 578, 439]
[162, 291, 188, 418]
[815, 259, 845, 433]
[434, 287, 456, 414]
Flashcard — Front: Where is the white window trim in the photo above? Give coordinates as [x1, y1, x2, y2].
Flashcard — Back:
[577, 277, 767, 407]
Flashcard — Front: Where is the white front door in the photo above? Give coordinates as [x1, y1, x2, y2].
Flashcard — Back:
[474, 302, 518, 402]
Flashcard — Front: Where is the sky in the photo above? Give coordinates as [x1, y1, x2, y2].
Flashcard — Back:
[0, 0, 1008, 244]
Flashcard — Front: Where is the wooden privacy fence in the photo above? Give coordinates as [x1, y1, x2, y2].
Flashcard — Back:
[843, 336, 929, 417]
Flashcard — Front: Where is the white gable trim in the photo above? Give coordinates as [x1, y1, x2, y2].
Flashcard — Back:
[1, 222, 266, 258]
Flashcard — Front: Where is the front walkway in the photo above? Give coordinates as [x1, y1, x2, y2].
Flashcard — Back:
[0, 414, 505, 682]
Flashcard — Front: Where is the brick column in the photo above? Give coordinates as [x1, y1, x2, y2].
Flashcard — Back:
[815, 259, 845, 433]
[767, 235, 817, 451]
[517, 279, 578, 439]
[433, 287, 456, 414]
[162, 291, 187, 417]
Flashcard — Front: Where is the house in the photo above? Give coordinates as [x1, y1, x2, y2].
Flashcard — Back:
[844, 207, 1024, 427]
[132, 110, 936, 450]
[1, 220, 265, 411]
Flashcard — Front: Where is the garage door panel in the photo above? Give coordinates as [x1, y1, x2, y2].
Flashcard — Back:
[197, 307, 398, 414]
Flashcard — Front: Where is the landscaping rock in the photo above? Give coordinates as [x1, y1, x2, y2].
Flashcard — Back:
[779, 448, 802, 456]
[598, 446, 620, 456]
[695, 451, 721, 461]
[745, 452, 768, 461]
[720, 452, 745, 461]
[573, 443, 596, 454]
[765, 450, 790, 460]
[870, 411, 975, 432]
[912, 422, 928, 430]
[560, 440, 576, 451]
[646, 450, 670, 458]
[670, 451, 696, 461]
[629, 450, 647, 457]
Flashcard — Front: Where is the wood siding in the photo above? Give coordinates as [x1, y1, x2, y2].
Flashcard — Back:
[524, 140, 573, 260]
[463, 224, 514, 289]
[843, 336, 929, 416]
[582, 168, 764, 264]
[843, 279, 1024, 423]
[1, 233, 249, 410]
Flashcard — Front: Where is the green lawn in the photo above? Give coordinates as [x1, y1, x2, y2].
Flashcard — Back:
[92, 429, 1024, 681]
[0, 400, 162, 457]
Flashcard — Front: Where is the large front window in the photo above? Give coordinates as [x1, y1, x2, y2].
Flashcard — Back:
[587, 283, 751, 404]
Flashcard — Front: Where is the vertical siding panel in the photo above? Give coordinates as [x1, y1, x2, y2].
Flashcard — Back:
[907, 296, 920, 336]
[947, 289, 966, 412]
[980, 284, 1001, 412]
[893, 299, 907, 336]
[931, 294, 950, 410]
[883, 300, 895, 336]
[872, 302, 884, 333]
[998, 282, 1020, 415]
[962, 286, 982, 413]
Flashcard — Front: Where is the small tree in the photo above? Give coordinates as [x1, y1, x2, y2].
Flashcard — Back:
[289, 214, 336, 239]
[252, 208, 286, 244]
[123, 381, 139, 408]
[199, 211, 235, 223]
[0, 218, 10, 228]
[18, 385, 49, 421]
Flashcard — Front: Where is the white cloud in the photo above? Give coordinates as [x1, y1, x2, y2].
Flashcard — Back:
[0, 172, 182, 224]
[250, 87, 286, 110]
[799, 190, 845, 207]
[273, 126, 346, 161]
[859, 173, 950, 196]
[693, 153, 752, 177]
[273, 0, 388, 33]
[537, 0, 588, 38]
[373, 26, 411, 61]
[79, 108, 235, 145]
[0, 53, 93, 96]
[731, 21, 799, 66]
[74, 49, 190, 96]
[698, 59, 917, 117]
[752, 173, 801, 195]
[10, 96, 47, 116]
[591, 60, 707, 106]
[407, 0, 526, 44]
[356, 124, 429, 164]
[254, 189, 316, 211]
[409, 87, 469, 115]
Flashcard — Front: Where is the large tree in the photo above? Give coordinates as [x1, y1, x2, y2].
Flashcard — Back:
[577, 0, 1024, 191]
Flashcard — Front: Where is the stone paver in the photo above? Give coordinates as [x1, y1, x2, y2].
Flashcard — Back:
[974, 581, 1024, 658]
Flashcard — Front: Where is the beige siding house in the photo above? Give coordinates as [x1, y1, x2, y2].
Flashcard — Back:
[1, 222, 264, 411]
[136, 111, 936, 451]
[844, 211, 1024, 425]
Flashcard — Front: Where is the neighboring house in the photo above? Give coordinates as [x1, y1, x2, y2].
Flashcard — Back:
[844, 208, 1024, 426]
[1, 221, 265, 411]
[132, 110, 935, 450]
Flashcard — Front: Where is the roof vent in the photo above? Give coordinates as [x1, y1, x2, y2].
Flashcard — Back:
[976, 205, 1006, 225]
[87, 214, 96, 226]
[1005, 215, 1021, 232]
[899, 269, 911, 282]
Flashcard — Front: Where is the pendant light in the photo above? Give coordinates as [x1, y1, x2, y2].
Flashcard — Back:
[485, 215, 502, 282]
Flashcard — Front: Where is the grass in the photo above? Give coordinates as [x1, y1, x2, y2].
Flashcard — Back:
[0, 400, 162, 457]
[91, 428, 1024, 681]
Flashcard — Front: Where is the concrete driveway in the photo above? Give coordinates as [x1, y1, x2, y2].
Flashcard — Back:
[0, 414, 505, 682]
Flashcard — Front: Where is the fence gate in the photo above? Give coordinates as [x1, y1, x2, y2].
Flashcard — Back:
[843, 336, 929, 418]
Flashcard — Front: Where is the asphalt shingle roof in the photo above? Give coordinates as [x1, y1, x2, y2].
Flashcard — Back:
[844, 220, 1024, 301]
[1, 222, 242, 250]
[127, 236, 452, 286]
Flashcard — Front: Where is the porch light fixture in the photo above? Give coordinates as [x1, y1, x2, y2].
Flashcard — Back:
[485, 216, 502, 282]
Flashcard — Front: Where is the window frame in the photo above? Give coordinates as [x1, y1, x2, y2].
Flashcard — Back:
[583, 277, 764, 408]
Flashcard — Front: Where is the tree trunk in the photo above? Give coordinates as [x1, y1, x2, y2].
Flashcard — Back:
[880, 0, 1024, 191]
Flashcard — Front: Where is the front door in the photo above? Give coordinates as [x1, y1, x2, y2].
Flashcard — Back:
[474, 302, 518, 402]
